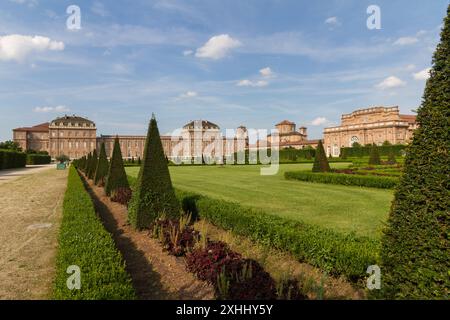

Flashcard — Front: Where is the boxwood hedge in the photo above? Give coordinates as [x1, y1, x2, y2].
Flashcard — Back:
[0, 149, 26, 170]
[27, 154, 51, 165]
[53, 166, 135, 300]
[285, 171, 399, 189]
[129, 176, 379, 283]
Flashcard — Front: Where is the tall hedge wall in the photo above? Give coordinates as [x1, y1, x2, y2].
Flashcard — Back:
[27, 154, 51, 165]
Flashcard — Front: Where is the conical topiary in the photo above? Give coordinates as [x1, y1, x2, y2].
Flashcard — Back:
[84, 152, 92, 174]
[105, 136, 130, 199]
[378, 5, 450, 299]
[128, 115, 180, 229]
[368, 143, 381, 165]
[312, 140, 331, 172]
[88, 149, 98, 180]
[94, 142, 109, 186]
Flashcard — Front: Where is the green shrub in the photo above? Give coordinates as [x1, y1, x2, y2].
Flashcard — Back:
[94, 142, 109, 186]
[27, 154, 51, 165]
[312, 140, 330, 172]
[340, 145, 406, 158]
[0, 149, 27, 170]
[378, 5, 450, 300]
[87, 150, 98, 180]
[285, 171, 398, 189]
[84, 152, 91, 174]
[53, 166, 135, 300]
[105, 137, 130, 197]
[368, 144, 381, 166]
[128, 115, 180, 229]
[174, 188, 379, 282]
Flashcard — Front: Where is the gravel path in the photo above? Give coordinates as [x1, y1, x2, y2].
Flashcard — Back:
[0, 167, 68, 299]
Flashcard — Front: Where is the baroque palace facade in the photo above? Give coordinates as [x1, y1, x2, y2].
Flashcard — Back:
[323, 106, 417, 157]
[12, 106, 417, 160]
[13, 116, 249, 160]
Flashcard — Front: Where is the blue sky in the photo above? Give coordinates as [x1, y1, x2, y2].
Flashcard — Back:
[0, 0, 448, 141]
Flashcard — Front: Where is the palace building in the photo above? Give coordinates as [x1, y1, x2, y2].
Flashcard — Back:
[323, 106, 417, 157]
[266, 120, 319, 149]
[13, 115, 249, 161]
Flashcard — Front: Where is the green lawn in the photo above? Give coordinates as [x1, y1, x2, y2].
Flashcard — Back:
[126, 163, 393, 238]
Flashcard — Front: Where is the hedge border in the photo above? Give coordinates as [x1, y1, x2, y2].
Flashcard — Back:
[0, 149, 26, 170]
[284, 171, 399, 189]
[53, 166, 135, 300]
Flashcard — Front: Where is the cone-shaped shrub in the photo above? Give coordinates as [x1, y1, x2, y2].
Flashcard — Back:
[105, 136, 130, 198]
[368, 143, 381, 165]
[312, 140, 330, 172]
[128, 115, 180, 229]
[88, 149, 98, 180]
[84, 152, 92, 174]
[379, 5, 450, 299]
[387, 151, 397, 165]
[94, 142, 109, 186]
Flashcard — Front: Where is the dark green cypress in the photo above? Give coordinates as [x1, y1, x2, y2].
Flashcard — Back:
[128, 115, 180, 229]
[94, 142, 109, 186]
[88, 149, 98, 180]
[368, 143, 381, 165]
[84, 152, 92, 174]
[387, 151, 397, 165]
[312, 140, 331, 172]
[379, 5, 450, 299]
[105, 136, 130, 196]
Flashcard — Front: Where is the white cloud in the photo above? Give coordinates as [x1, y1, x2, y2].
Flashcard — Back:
[259, 67, 273, 77]
[325, 17, 341, 28]
[236, 80, 268, 87]
[91, 1, 110, 17]
[310, 117, 329, 126]
[195, 34, 241, 60]
[183, 49, 193, 56]
[393, 37, 419, 46]
[34, 105, 70, 113]
[376, 76, 406, 90]
[9, 0, 38, 7]
[413, 68, 431, 81]
[0, 34, 64, 62]
[180, 91, 198, 98]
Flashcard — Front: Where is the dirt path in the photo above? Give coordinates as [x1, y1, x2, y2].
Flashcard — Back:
[0, 164, 56, 184]
[82, 175, 214, 300]
[0, 167, 67, 300]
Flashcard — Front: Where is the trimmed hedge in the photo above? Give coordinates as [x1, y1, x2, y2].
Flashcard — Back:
[27, 154, 51, 165]
[175, 188, 379, 282]
[0, 149, 27, 170]
[340, 145, 406, 158]
[53, 166, 135, 300]
[129, 176, 378, 282]
[285, 171, 399, 189]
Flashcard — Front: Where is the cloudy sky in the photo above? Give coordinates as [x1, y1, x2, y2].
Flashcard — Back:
[0, 0, 448, 141]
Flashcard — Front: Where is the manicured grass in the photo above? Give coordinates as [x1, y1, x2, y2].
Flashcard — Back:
[126, 163, 393, 238]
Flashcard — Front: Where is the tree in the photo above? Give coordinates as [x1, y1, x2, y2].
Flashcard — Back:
[312, 140, 330, 172]
[382, 140, 392, 146]
[56, 154, 69, 164]
[379, 5, 450, 299]
[88, 149, 98, 180]
[105, 136, 130, 199]
[352, 142, 362, 148]
[84, 152, 92, 174]
[368, 143, 381, 165]
[128, 115, 180, 229]
[94, 142, 109, 186]
[0, 140, 22, 152]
